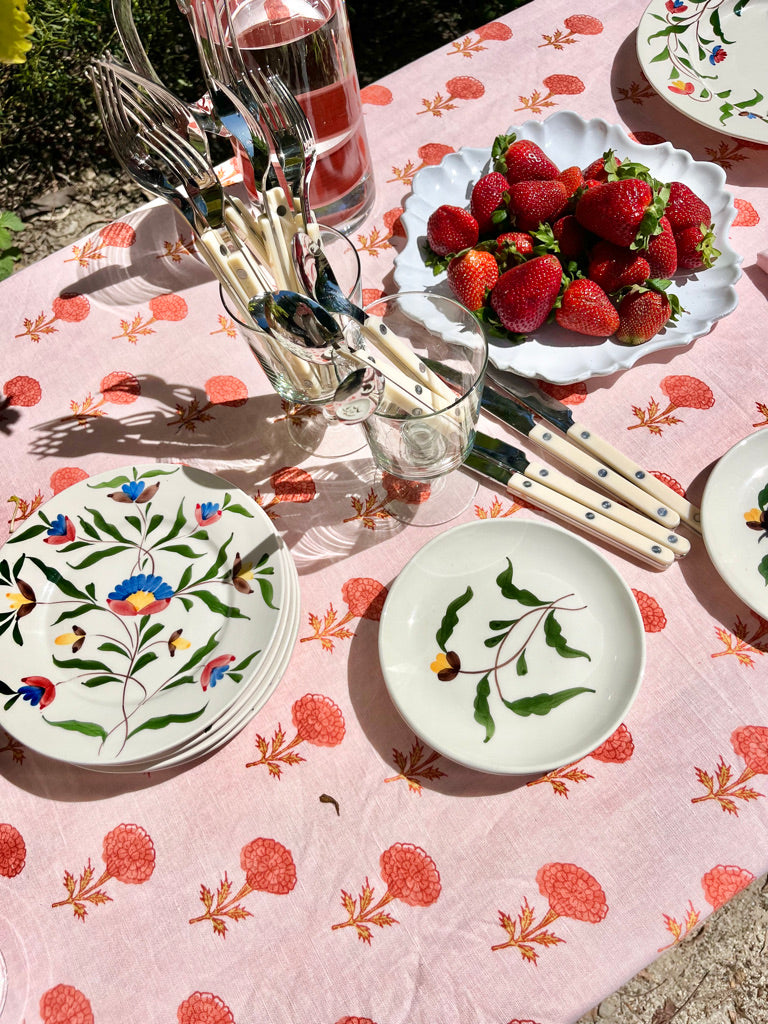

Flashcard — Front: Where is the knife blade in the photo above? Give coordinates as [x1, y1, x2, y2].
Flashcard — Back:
[473, 431, 689, 557]
[479, 386, 681, 530]
[465, 449, 675, 570]
[486, 369, 701, 532]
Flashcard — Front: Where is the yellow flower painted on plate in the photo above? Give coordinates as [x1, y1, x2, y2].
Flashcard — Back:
[0, 0, 34, 65]
[745, 508, 763, 525]
[6, 590, 31, 612]
[430, 652, 451, 674]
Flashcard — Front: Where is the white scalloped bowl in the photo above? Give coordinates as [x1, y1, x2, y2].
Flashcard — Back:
[394, 110, 743, 384]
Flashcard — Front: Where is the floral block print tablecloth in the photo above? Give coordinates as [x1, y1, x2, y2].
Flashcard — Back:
[2, 0, 768, 1021]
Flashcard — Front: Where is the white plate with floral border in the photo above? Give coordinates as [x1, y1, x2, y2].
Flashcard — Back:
[378, 518, 646, 775]
[393, 110, 742, 384]
[702, 430, 768, 617]
[637, 0, 768, 145]
[0, 464, 295, 766]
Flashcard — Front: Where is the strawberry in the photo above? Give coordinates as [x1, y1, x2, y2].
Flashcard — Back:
[470, 172, 510, 235]
[492, 132, 560, 184]
[555, 278, 620, 337]
[588, 239, 651, 292]
[507, 180, 568, 231]
[426, 204, 479, 257]
[489, 254, 563, 333]
[664, 181, 712, 232]
[574, 178, 666, 248]
[551, 215, 592, 261]
[558, 165, 585, 199]
[615, 284, 678, 345]
[582, 152, 622, 182]
[673, 223, 720, 270]
[494, 231, 534, 270]
[645, 216, 677, 277]
[446, 249, 499, 311]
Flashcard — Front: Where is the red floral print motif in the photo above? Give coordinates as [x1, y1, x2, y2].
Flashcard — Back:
[701, 864, 754, 910]
[247, 693, 346, 777]
[419, 75, 485, 116]
[632, 130, 667, 144]
[753, 401, 768, 428]
[712, 613, 768, 667]
[658, 899, 701, 951]
[189, 837, 296, 936]
[0, 822, 26, 877]
[538, 380, 587, 405]
[629, 375, 715, 434]
[301, 577, 388, 651]
[210, 312, 237, 338]
[527, 724, 634, 796]
[632, 590, 667, 632]
[345, 473, 430, 527]
[65, 221, 137, 267]
[100, 221, 136, 247]
[52, 823, 156, 919]
[692, 725, 768, 814]
[476, 20, 513, 40]
[112, 292, 188, 343]
[177, 992, 235, 1024]
[39, 984, 94, 1024]
[70, 370, 142, 423]
[15, 292, 90, 342]
[357, 211, 403, 256]
[332, 843, 441, 943]
[383, 207, 406, 239]
[384, 738, 447, 794]
[733, 198, 759, 227]
[169, 375, 249, 430]
[362, 288, 384, 307]
[257, 466, 316, 516]
[515, 74, 585, 114]
[3, 375, 41, 406]
[474, 495, 527, 519]
[649, 470, 686, 496]
[388, 142, 455, 186]
[50, 466, 89, 494]
[360, 83, 392, 105]
[493, 862, 607, 961]
[449, 20, 512, 57]
[335, 1018, 377, 1024]
[539, 14, 603, 48]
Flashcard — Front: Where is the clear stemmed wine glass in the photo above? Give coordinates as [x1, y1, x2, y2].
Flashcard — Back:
[359, 291, 488, 527]
[220, 223, 366, 457]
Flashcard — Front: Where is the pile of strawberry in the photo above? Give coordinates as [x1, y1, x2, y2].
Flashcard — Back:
[424, 132, 720, 345]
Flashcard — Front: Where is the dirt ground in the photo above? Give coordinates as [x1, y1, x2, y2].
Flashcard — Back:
[12, 171, 768, 1024]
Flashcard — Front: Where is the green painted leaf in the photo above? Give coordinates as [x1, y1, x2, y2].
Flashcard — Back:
[162, 674, 195, 690]
[256, 577, 277, 610]
[146, 513, 164, 535]
[98, 641, 130, 657]
[190, 589, 249, 618]
[132, 650, 158, 674]
[502, 687, 596, 717]
[436, 586, 473, 651]
[757, 482, 768, 510]
[0, 559, 8, 581]
[544, 611, 591, 661]
[197, 535, 233, 584]
[53, 654, 111, 671]
[225, 503, 254, 518]
[125, 515, 141, 532]
[175, 630, 220, 675]
[11, 553, 26, 579]
[12, 619, 22, 646]
[0, 618, 13, 640]
[5, 522, 48, 544]
[484, 633, 506, 648]
[649, 44, 670, 63]
[52, 605, 101, 625]
[759, 553, 768, 587]
[67, 544, 130, 570]
[4, 694, 20, 710]
[127, 705, 206, 739]
[496, 559, 546, 606]
[159, 544, 204, 559]
[232, 649, 261, 672]
[488, 618, 518, 630]
[88, 474, 131, 490]
[81, 675, 121, 688]
[190, 530, 208, 541]
[156, 500, 186, 546]
[0, 679, 14, 695]
[84, 506, 129, 543]
[28, 556, 92, 602]
[516, 649, 528, 676]
[179, 596, 193, 611]
[140, 468, 179, 480]
[473, 674, 495, 743]
[177, 565, 194, 592]
[138, 621, 165, 648]
[735, 90, 764, 109]
[43, 717, 107, 740]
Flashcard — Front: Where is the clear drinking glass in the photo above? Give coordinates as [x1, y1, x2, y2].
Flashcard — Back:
[220, 224, 365, 455]
[227, 0, 375, 231]
[361, 292, 489, 527]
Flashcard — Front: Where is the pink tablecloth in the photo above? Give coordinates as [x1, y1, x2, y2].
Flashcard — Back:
[2, 1, 768, 1021]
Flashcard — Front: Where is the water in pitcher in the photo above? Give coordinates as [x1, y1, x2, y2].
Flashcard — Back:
[230, 0, 375, 230]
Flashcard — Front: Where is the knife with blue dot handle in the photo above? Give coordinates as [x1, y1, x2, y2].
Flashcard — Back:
[479, 385, 681, 530]
[485, 368, 701, 532]
[473, 431, 689, 558]
[465, 448, 675, 570]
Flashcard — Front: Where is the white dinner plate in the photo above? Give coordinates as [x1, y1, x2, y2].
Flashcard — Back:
[637, 0, 768, 145]
[394, 110, 742, 384]
[702, 430, 768, 617]
[0, 464, 294, 766]
[378, 519, 646, 775]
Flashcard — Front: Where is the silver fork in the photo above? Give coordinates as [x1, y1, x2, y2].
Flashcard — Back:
[256, 72, 317, 228]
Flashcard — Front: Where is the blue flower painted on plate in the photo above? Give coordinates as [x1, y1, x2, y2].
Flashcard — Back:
[44, 513, 76, 546]
[17, 676, 56, 708]
[200, 654, 235, 691]
[709, 44, 727, 65]
[195, 501, 222, 526]
[107, 573, 175, 616]
[108, 480, 160, 504]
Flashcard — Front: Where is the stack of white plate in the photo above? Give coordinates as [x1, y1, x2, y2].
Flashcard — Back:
[0, 464, 299, 773]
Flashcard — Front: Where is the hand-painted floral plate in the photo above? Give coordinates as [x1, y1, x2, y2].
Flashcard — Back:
[394, 111, 742, 384]
[0, 464, 295, 766]
[637, 0, 768, 145]
[378, 519, 646, 775]
[701, 430, 768, 616]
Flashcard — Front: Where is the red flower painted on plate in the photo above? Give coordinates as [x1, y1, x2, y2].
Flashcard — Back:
[103, 822, 156, 883]
[590, 723, 634, 763]
[100, 370, 141, 404]
[99, 221, 136, 247]
[342, 577, 387, 620]
[39, 984, 94, 1024]
[669, 80, 695, 95]
[177, 992, 235, 1024]
[50, 466, 89, 494]
[205, 375, 248, 407]
[701, 864, 754, 909]
[44, 513, 76, 546]
[292, 693, 346, 746]
[332, 843, 441, 941]
[200, 654, 236, 691]
[52, 292, 90, 322]
[731, 725, 768, 774]
[19, 675, 56, 708]
[360, 84, 392, 106]
[632, 590, 667, 632]
[3, 375, 41, 406]
[240, 837, 297, 893]
[0, 822, 26, 877]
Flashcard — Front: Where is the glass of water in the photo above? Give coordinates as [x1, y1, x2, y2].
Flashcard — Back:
[360, 292, 488, 527]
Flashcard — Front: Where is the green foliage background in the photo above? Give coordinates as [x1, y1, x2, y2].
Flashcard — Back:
[0, 0, 519, 212]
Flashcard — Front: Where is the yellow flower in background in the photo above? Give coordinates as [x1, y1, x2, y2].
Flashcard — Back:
[0, 0, 34, 65]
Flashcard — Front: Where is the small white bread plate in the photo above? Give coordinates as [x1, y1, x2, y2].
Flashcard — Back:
[702, 430, 768, 617]
[378, 519, 646, 775]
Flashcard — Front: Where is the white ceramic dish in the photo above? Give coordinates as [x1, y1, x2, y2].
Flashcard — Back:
[637, 0, 768, 145]
[394, 110, 742, 384]
[378, 519, 646, 775]
[0, 464, 295, 766]
[702, 431, 768, 617]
